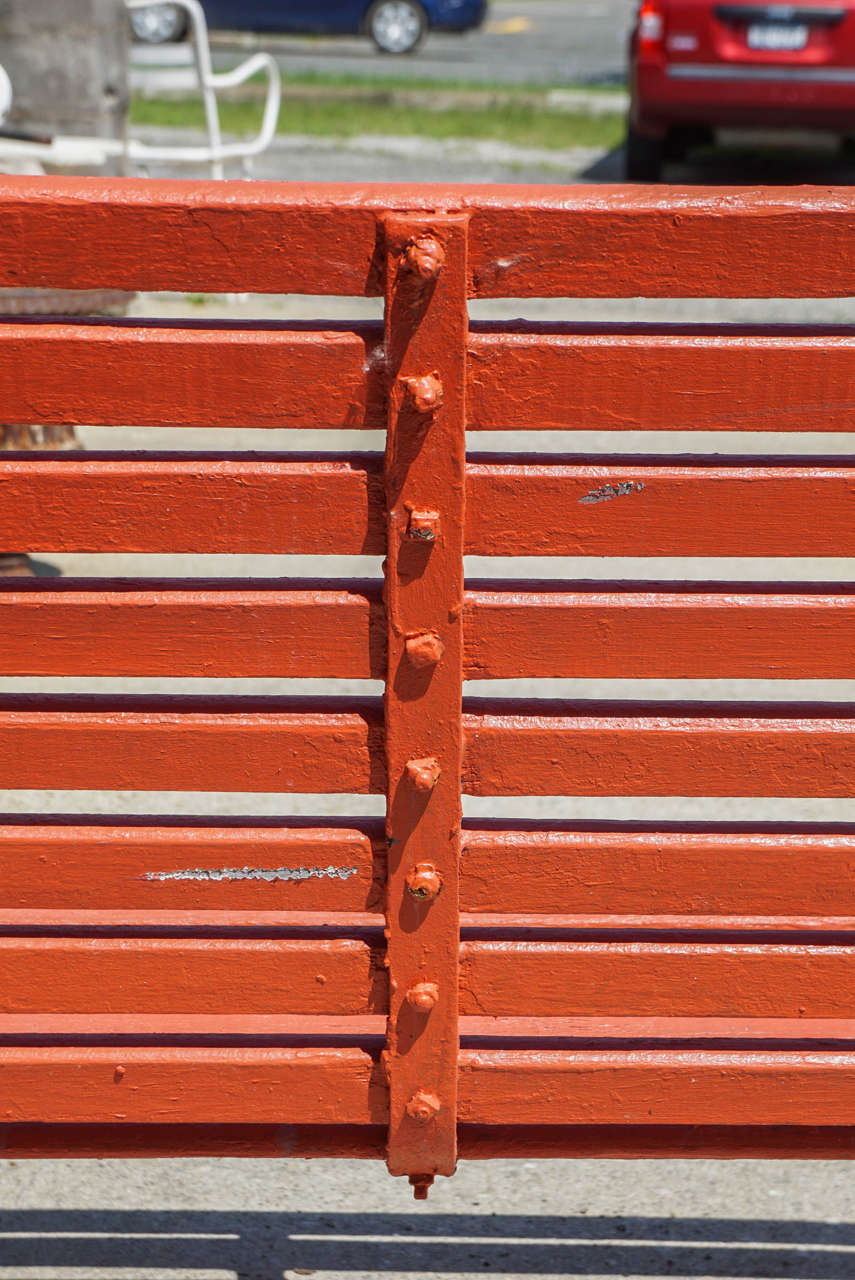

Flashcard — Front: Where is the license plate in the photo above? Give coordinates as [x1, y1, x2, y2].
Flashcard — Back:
[746, 22, 809, 50]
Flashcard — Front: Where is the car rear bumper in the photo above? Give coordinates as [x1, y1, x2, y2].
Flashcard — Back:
[634, 60, 855, 132]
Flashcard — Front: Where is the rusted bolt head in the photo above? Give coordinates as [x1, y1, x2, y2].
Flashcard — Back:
[406, 1090, 442, 1123]
[405, 756, 441, 793]
[406, 981, 440, 1012]
[401, 234, 445, 282]
[403, 373, 444, 415]
[407, 510, 439, 543]
[406, 861, 442, 901]
[409, 1174, 435, 1200]
[405, 631, 444, 669]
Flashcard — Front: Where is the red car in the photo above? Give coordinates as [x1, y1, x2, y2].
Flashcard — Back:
[627, 0, 855, 178]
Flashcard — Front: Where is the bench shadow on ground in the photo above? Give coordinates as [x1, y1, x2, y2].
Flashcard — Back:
[0, 1210, 854, 1277]
[582, 138, 855, 184]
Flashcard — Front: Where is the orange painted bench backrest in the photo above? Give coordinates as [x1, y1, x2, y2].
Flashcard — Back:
[2, 177, 855, 1192]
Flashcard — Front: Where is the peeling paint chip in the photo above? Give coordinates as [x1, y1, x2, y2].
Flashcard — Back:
[143, 865, 359, 884]
[579, 481, 645, 506]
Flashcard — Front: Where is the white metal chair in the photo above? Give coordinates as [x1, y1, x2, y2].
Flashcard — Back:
[0, 0, 281, 179]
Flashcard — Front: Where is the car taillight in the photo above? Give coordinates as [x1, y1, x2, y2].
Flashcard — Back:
[637, 0, 665, 54]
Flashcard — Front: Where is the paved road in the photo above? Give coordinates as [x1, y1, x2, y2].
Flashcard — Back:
[204, 0, 636, 86]
[4, 1150, 855, 1279]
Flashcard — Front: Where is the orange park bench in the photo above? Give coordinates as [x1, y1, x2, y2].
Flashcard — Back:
[4, 177, 855, 1195]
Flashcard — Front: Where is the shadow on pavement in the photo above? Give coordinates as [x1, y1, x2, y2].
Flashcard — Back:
[582, 138, 855, 185]
[1, 1209, 854, 1277]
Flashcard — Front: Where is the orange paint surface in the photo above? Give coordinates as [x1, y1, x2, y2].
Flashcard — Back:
[3, 178, 855, 1176]
[462, 705, 855, 797]
[0, 937, 384, 1014]
[0, 698, 384, 792]
[383, 216, 467, 1179]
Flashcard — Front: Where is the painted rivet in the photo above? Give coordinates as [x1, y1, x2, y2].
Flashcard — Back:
[405, 981, 440, 1012]
[405, 631, 444, 669]
[403, 372, 443, 415]
[406, 861, 442, 901]
[405, 756, 441, 793]
[407, 510, 439, 543]
[406, 1090, 441, 1123]
[401, 234, 445, 282]
[114, 1065, 125, 1082]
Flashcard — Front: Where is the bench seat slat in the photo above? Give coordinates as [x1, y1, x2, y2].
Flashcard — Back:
[0, 938, 384, 1015]
[465, 587, 855, 680]
[469, 328, 855, 432]
[8, 584, 855, 681]
[0, 823, 382, 913]
[467, 459, 855, 558]
[459, 941, 855, 1018]
[0, 697, 384, 793]
[0, 1046, 385, 1124]
[462, 703, 855, 797]
[5, 179, 855, 298]
[458, 1050, 855, 1126]
[0, 455, 384, 556]
[7, 699, 855, 797]
[460, 828, 855, 918]
[0, 323, 383, 429]
[5, 456, 855, 560]
[0, 584, 383, 678]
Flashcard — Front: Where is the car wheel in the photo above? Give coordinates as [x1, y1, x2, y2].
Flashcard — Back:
[366, 0, 427, 54]
[625, 125, 665, 181]
[130, 3, 188, 43]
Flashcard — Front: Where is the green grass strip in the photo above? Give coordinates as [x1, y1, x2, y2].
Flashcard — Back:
[131, 93, 624, 150]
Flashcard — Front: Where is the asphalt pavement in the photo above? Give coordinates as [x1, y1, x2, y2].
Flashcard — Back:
[206, 0, 636, 86]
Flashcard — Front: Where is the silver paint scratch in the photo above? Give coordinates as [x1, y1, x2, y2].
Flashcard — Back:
[143, 865, 360, 883]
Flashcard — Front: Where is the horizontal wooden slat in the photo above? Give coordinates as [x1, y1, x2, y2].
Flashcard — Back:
[6, 455, 855, 560]
[468, 327, 855, 431]
[0, 1047, 386, 1124]
[11, 1047, 855, 1127]
[466, 458, 855, 558]
[0, 321, 383, 428]
[462, 702, 855, 797]
[0, 938, 384, 1015]
[0, 454, 384, 555]
[4, 178, 855, 297]
[458, 1050, 855, 1125]
[0, 1014, 386, 1037]
[463, 1054, 834, 1127]
[465, 586, 855, 680]
[459, 942, 855, 1018]
[8, 699, 855, 797]
[0, 696, 384, 793]
[11, 583, 855, 681]
[0, 582, 383, 678]
[0, 823, 382, 912]
[460, 828, 855, 917]
[14, 322, 854, 433]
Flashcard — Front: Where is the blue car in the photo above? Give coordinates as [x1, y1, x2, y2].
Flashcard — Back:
[131, 0, 488, 54]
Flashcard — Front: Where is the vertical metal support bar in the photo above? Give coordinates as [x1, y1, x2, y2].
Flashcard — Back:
[382, 212, 469, 1188]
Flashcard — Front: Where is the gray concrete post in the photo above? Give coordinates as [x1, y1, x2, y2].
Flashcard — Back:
[0, 0, 129, 141]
